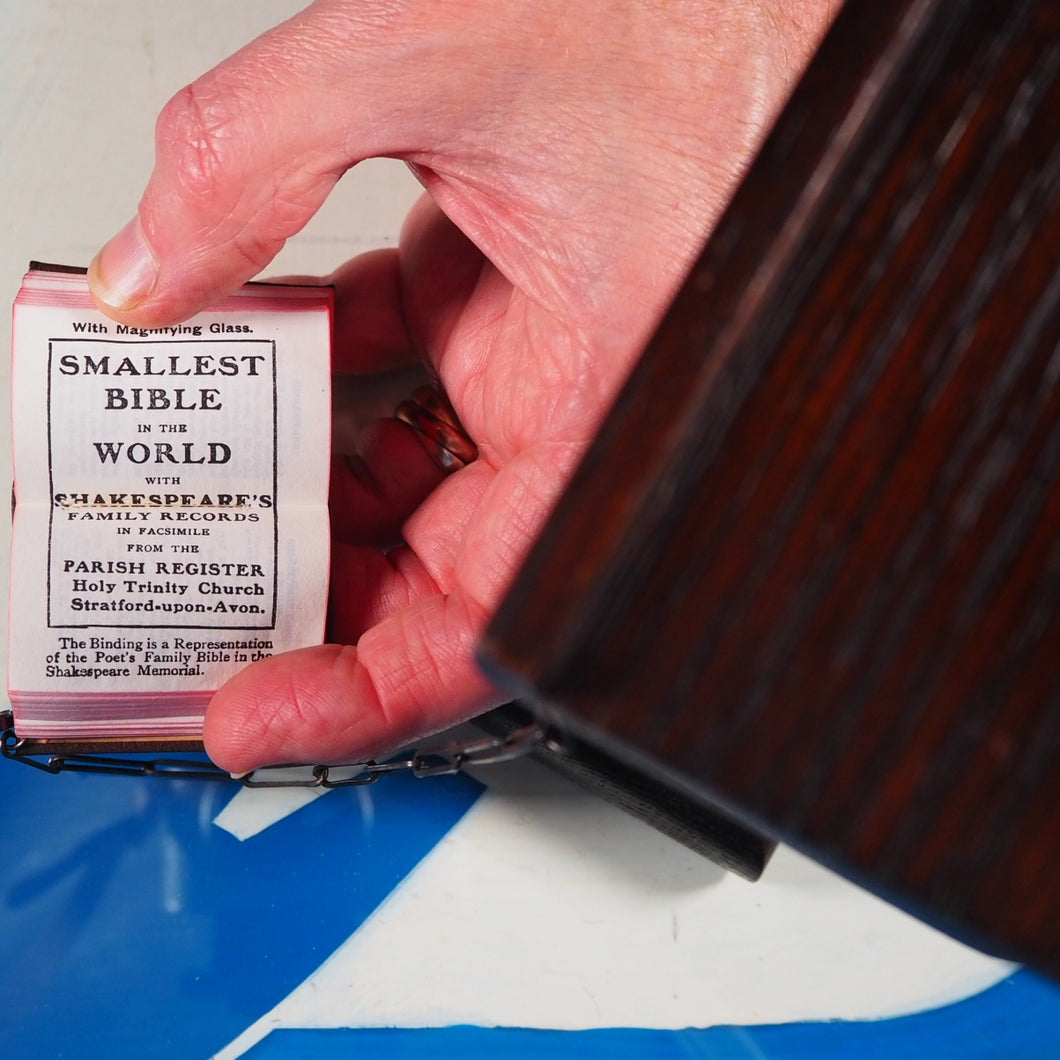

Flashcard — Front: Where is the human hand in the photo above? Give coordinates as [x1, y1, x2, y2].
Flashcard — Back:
[89, 0, 839, 773]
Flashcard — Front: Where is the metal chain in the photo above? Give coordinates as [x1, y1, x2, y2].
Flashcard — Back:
[1, 717, 544, 788]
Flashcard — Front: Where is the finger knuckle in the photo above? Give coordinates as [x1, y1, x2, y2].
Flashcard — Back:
[155, 82, 245, 203]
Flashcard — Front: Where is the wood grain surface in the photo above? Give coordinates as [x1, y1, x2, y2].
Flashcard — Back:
[482, 0, 1060, 976]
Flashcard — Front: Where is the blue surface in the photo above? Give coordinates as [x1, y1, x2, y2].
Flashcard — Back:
[0, 761, 482, 1059]
[4, 756, 1060, 1058]
[243, 970, 1058, 1058]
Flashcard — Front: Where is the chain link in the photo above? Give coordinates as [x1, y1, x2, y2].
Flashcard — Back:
[1, 715, 544, 788]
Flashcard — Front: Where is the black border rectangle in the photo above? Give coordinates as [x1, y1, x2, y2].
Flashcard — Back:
[45, 338, 279, 631]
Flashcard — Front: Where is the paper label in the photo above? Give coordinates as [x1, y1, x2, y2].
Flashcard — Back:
[9, 268, 332, 738]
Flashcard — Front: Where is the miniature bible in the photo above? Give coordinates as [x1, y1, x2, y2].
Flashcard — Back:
[8, 263, 331, 751]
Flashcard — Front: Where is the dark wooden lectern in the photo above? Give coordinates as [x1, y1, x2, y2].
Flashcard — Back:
[481, 0, 1060, 977]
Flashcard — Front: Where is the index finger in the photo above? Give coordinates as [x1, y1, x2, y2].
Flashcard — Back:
[86, 1, 464, 326]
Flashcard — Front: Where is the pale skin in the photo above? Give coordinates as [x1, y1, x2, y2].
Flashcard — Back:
[89, 0, 841, 773]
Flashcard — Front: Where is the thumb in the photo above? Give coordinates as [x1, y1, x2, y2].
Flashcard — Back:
[87, 1, 470, 326]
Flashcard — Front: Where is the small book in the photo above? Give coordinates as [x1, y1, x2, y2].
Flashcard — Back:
[8, 263, 332, 751]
